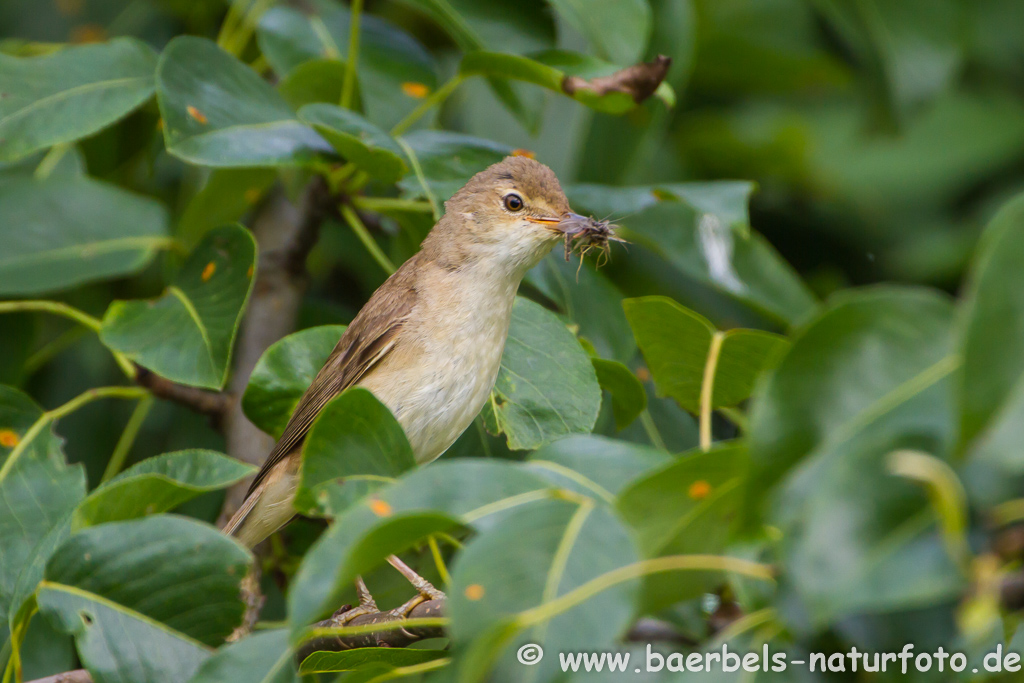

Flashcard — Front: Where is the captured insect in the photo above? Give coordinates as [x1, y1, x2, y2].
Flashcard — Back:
[558, 213, 626, 269]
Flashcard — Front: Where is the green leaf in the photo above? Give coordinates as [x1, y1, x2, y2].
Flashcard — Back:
[617, 442, 746, 608]
[277, 59, 346, 110]
[488, 298, 601, 450]
[37, 583, 210, 683]
[958, 192, 1024, 504]
[45, 515, 251, 645]
[242, 325, 346, 439]
[623, 296, 789, 413]
[100, 225, 257, 389]
[299, 104, 408, 182]
[156, 36, 330, 167]
[526, 434, 669, 500]
[547, 0, 651, 65]
[448, 499, 639, 682]
[296, 388, 416, 516]
[592, 358, 647, 430]
[748, 287, 963, 626]
[73, 449, 256, 529]
[177, 168, 277, 249]
[256, 3, 438, 130]
[190, 629, 297, 683]
[569, 183, 818, 326]
[459, 50, 671, 114]
[397, 130, 512, 202]
[300, 647, 445, 674]
[0, 38, 158, 161]
[0, 385, 86, 626]
[288, 460, 552, 629]
[0, 176, 169, 296]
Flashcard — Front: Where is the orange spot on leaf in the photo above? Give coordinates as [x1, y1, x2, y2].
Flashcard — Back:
[187, 105, 208, 124]
[635, 366, 651, 382]
[511, 148, 536, 159]
[201, 262, 216, 281]
[651, 188, 674, 202]
[0, 430, 19, 448]
[246, 265, 254, 278]
[369, 499, 392, 517]
[244, 187, 262, 204]
[401, 82, 430, 98]
[688, 480, 712, 500]
[465, 584, 485, 600]
[70, 24, 105, 43]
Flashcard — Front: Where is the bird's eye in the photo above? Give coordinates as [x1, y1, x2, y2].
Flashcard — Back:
[504, 193, 524, 212]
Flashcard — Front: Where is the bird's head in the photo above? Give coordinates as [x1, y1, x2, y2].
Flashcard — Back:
[423, 156, 586, 276]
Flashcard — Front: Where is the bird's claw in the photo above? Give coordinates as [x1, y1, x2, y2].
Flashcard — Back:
[330, 577, 381, 625]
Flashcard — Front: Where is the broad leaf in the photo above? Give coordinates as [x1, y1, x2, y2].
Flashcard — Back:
[0, 386, 86, 625]
[568, 183, 817, 326]
[958, 192, 1024, 504]
[45, 515, 251, 645]
[38, 583, 210, 683]
[101, 225, 257, 389]
[288, 460, 553, 629]
[617, 442, 746, 608]
[591, 358, 647, 430]
[277, 59, 346, 110]
[547, 0, 651, 65]
[526, 434, 669, 500]
[189, 629, 297, 683]
[0, 38, 158, 161]
[397, 130, 512, 202]
[623, 296, 789, 413]
[749, 287, 963, 626]
[487, 297, 601, 450]
[157, 36, 330, 167]
[448, 499, 639, 683]
[243, 325, 346, 439]
[256, 3, 437, 130]
[0, 176, 169, 296]
[73, 450, 256, 528]
[299, 104, 408, 182]
[300, 647, 445, 674]
[296, 388, 416, 515]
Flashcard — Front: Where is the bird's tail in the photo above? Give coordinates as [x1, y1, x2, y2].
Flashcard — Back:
[223, 458, 299, 549]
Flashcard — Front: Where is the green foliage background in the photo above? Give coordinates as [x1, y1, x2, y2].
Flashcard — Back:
[3, 0, 1024, 681]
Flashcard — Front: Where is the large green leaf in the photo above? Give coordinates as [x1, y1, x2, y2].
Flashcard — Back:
[242, 325, 346, 439]
[288, 460, 553, 629]
[100, 225, 257, 389]
[748, 287, 963, 626]
[73, 450, 256, 529]
[623, 296, 789, 413]
[299, 104, 408, 182]
[448, 499, 639, 683]
[526, 434, 670, 500]
[547, 0, 651, 65]
[37, 583, 210, 683]
[45, 515, 251, 645]
[459, 50, 673, 115]
[486, 297, 601, 450]
[0, 386, 86, 626]
[300, 647, 445, 674]
[256, 2, 437, 130]
[0, 176, 169, 296]
[0, 38, 158, 161]
[296, 388, 416, 515]
[617, 442, 746, 608]
[958, 192, 1024, 504]
[156, 36, 330, 167]
[397, 130, 512, 203]
[188, 629, 297, 683]
[568, 183, 817, 326]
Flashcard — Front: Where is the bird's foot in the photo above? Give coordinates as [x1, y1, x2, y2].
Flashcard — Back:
[384, 554, 446, 618]
[330, 576, 381, 625]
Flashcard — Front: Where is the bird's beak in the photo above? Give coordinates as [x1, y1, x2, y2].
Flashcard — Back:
[526, 212, 588, 234]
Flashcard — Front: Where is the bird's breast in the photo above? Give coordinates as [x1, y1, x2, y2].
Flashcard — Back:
[358, 269, 518, 463]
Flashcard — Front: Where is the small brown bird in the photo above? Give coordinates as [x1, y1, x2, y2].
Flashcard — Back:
[225, 156, 593, 619]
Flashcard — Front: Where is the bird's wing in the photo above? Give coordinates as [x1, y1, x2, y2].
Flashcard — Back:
[244, 256, 420, 496]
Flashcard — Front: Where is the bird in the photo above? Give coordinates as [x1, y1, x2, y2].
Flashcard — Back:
[224, 155, 590, 621]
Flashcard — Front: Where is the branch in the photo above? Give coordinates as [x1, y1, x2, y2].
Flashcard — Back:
[297, 599, 447, 662]
[25, 671, 91, 683]
[134, 366, 232, 419]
